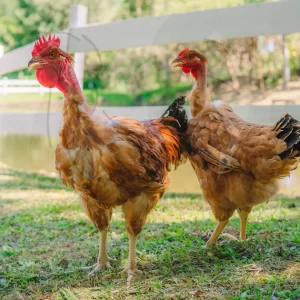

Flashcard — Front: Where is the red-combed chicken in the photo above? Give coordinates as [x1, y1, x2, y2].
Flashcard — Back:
[172, 48, 300, 246]
[28, 35, 188, 276]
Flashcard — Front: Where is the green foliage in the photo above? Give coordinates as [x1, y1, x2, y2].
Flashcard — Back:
[0, 0, 68, 51]
[83, 84, 192, 106]
[135, 83, 192, 105]
[1, 0, 299, 102]
[84, 90, 135, 106]
[119, 0, 153, 18]
[263, 72, 282, 88]
[290, 56, 300, 77]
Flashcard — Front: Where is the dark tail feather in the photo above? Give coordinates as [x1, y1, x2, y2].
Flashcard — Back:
[273, 113, 300, 159]
[159, 96, 188, 133]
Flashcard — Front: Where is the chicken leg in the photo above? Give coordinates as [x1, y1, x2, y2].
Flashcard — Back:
[88, 229, 112, 276]
[238, 209, 250, 241]
[206, 206, 236, 246]
[122, 193, 160, 276]
[122, 234, 142, 275]
[206, 220, 229, 246]
[80, 195, 113, 276]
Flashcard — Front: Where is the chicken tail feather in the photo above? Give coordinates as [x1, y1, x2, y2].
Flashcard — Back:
[273, 114, 300, 159]
[159, 96, 188, 133]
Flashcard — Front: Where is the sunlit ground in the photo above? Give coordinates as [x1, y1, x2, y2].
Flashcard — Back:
[0, 165, 299, 299]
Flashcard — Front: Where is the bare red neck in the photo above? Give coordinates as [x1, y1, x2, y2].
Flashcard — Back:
[56, 61, 85, 102]
[190, 63, 210, 117]
[58, 62, 98, 149]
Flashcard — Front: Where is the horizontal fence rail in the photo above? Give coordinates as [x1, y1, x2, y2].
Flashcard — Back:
[1, 105, 300, 136]
[69, 0, 300, 53]
[0, 0, 300, 76]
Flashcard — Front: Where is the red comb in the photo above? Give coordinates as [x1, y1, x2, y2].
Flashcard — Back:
[178, 48, 190, 56]
[32, 34, 60, 57]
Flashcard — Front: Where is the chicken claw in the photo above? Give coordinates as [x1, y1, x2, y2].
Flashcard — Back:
[87, 257, 113, 277]
[125, 268, 143, 289]
[121, 264, 142, 276]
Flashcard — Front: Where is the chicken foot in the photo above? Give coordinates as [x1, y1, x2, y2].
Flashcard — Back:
[122, 234, 142, 276]
[206, 209, 250, 247]
[206, 220, 229, 247]
[88, 230, 112, 277]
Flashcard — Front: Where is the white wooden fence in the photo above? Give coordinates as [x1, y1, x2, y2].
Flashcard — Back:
[0, 0, 300, 79]
[0, 78, 60, 95]
[3, 105, 300, 136]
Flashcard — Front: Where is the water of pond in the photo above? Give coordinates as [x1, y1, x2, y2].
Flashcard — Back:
[0, 134, 299, 196]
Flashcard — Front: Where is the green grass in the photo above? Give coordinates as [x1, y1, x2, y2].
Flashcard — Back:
[0, 166, 299, 299]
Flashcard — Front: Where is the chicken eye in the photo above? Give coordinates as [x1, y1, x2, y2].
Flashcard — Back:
[49, 52, 56, 59]
[188, 54, 193, 59]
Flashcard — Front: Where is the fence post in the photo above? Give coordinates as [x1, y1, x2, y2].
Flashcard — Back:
[68, 4, 88, 89]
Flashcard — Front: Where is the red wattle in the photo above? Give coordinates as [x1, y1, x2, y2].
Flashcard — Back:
[182, 66, 191, 74]
[36, 69, 56, 88]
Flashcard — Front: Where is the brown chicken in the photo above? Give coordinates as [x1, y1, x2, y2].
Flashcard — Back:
[28, 35, 188, 276]
[172, 48, 300, 246]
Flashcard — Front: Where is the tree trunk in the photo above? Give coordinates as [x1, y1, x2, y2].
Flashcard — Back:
[218, 42, 240, 90]
[282, 34, 290, 90]
[135, 0, 143, 17]
[225, 55, 240, 90]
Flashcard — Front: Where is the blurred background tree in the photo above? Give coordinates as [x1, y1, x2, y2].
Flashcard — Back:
[1, 0, 299, 105]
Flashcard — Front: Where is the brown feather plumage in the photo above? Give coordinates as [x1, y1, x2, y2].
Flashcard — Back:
[174, 49, 300, 246]
[54, 91, 188, 274]
[56, 98, 186, 206]
[29, 36, 188, 276]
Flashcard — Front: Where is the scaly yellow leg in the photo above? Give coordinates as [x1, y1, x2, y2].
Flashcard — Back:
[123, 234, 142, 275]
[88, 230, 111, 276]
[238, 209, 249, 241]
[206, 220, 229, 247]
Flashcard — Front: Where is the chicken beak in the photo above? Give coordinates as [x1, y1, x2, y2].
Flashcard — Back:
[171, 57, 183, 68]
[28, 57, 41, 71]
